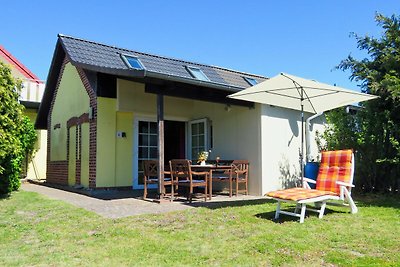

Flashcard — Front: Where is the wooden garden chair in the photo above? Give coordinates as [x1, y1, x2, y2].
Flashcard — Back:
[169, 159, 209, 203]
[212, 160, 249, 197]
[143, 160, 174, 201]
[267, 149, 358, 223]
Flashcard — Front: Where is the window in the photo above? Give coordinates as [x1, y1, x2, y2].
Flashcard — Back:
[244, 77, 258, 86]
[189, 118, 211, 160]
[137, 121, 158, 185]
[121, 54, 144, 70]
[186, 66, 210, 81]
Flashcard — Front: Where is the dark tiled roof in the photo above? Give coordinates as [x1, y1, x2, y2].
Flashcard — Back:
[59, 34, 267, 90]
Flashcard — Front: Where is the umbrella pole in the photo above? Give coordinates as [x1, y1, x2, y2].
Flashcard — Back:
[300, 97, 305, 187]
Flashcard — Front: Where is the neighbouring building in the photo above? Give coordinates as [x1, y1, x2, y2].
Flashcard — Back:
[0, 45, 47, 180]
[35, 34, 322, 195]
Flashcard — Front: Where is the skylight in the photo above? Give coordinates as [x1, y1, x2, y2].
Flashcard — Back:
[121, 54, 144, 70]
[244, 77, 258, 86]
[186, 66, 210, 81]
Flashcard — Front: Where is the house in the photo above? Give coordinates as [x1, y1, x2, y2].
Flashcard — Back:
[36, 34, 322, 195]
[0, 45, 47, 180]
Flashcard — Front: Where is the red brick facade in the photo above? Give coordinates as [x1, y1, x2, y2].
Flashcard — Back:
[76, 68, 97, 188]
[47, 161, 68, 185]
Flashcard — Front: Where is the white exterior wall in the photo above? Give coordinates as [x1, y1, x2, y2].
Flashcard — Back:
[260, 105, 325, 195]
[191, 102, 263, 195]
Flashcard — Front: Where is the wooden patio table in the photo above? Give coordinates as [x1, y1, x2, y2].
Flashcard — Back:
[190, 164, 232, 200]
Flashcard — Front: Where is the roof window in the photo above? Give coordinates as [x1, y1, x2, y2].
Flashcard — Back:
[244, 77, 258, 86]
[186, 66, 210, 81]
[121, 54, 144, 70]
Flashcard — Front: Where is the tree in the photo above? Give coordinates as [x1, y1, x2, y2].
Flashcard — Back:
[0, 62, 37, 195]
[321, 13, 400, 192]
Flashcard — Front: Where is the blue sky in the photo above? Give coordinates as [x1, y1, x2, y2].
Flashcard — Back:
[1, 1, 399, 91]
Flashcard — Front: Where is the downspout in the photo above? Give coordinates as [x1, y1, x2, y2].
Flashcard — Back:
[306, 112, 324, 162]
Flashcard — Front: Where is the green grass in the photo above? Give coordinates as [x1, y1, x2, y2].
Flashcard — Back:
[0, 191, 399, 266]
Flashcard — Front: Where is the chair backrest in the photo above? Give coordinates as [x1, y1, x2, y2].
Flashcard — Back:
[316, 149, 354, 195]
[231, 160, 249, 175]
[143, 160, 158, 178]
[169, 159, 191, 180]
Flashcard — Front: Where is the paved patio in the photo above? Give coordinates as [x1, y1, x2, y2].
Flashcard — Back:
[22, 183, 266, 219]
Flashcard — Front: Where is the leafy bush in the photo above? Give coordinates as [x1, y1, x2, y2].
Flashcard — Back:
[0, 62, 37, 195]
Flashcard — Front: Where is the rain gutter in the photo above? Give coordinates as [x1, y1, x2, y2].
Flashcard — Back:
[306, 112, 324, 162]
[144, 70, 245, 93]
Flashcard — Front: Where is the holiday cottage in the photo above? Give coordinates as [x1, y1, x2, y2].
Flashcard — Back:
[35, 34, 322, 195]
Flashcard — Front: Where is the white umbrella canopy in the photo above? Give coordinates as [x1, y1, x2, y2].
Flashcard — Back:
[229, 72, 378, 182]
[229, 72, 378, 114]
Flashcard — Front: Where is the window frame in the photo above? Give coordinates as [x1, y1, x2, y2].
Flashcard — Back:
[186, 66, 210, 81]
[121, 54, 145, 70]
[133, 118, 158, 190]
[188, 118, 211, 161]
[244, 76, 258, 86]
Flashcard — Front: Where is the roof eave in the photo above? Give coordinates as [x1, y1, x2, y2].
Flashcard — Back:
[72, 61, 146, 79]
[35, 39, 65, 130]
[145, 71, 244, 93]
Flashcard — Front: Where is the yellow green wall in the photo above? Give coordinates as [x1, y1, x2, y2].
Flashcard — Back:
[25, 109, 37, 122]
[50, 63, 90, 161]
[96, 97, 116, 187]
[68, 126, 77, 185]
[96, 97, 134, 187]
[81, 123, 90, 187]
[115, 112, 133, 186]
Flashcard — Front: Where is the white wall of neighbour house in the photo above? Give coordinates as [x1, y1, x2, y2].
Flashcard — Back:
[20, 79, 45, 102]
[260, 105, 325, 195]
[116, 79, 264, 195]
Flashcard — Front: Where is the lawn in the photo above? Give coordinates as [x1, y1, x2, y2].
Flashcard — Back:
[0, 190, 399, 266]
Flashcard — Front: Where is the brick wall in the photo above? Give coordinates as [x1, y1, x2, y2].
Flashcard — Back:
[76, 68, 97, 188]
[47, 161, 68, 184]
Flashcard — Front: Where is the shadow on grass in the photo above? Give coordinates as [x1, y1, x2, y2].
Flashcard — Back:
[188, 198, 274, 209]
[0, 193, 10, 200]
[254, 206, 347, 223]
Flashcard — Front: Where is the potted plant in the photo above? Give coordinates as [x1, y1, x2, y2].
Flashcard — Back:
[197, 151, 209, 166]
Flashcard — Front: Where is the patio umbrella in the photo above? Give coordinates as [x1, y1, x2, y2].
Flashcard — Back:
[228, 72, 378, 182]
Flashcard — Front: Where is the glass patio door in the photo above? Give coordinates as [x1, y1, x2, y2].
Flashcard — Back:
[133, 120, 158, 189]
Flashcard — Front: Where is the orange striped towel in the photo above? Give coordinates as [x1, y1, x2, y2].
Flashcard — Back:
[267, 187, 336, 201]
